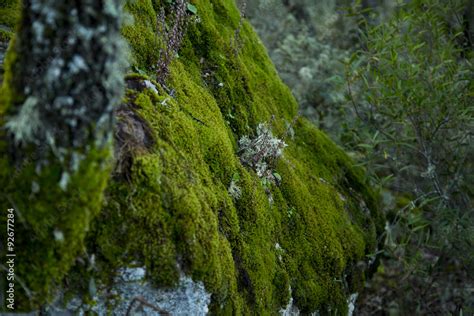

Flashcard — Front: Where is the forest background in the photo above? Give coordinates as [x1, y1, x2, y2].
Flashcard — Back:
[247, 0, 474, 314]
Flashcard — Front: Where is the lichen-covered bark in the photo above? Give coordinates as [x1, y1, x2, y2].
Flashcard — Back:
[0, 0, 18, 85]
[0, 0, 126, 310]
[4, 0, 126, 171]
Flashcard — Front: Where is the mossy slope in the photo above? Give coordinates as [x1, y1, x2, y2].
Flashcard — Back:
[0, 0, 384, 313]
[83, 0, 384, 314]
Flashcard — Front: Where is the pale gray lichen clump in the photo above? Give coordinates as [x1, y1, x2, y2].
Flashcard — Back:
[228, 178, 242, 200]
[5, 0, 127, 175]
[238, 122, 287, 185]
[228, 172, 242, 200]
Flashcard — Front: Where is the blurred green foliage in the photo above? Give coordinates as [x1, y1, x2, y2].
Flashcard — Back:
[346, 1, 474, 313]
[249, 0, 474, 313]
[247, 0, 396, 135]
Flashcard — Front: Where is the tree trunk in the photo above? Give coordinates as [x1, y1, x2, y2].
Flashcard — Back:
[0, 0, 126, 310]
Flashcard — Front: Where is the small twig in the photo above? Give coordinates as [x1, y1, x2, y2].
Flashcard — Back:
[125, 296, 170, 316]
[156, 0, 189, 84]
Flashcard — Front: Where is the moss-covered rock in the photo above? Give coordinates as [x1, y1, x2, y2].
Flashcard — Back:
[0, 0, 384, 314]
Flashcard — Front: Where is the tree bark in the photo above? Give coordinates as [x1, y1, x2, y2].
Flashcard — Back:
[0, 0, 126, 310]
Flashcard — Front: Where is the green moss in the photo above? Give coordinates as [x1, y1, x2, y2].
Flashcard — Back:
[81, 0, 383, 313]
[0, 29, 12, 42]
[1, 0, 383, 313]
[0, 145, 112, 309]
[1, 40, 112, 307]
[122, 0, 159, 71]
[0, 0, 19, 41]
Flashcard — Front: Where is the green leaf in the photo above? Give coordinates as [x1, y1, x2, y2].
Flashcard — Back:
[232, 172, 240, 182]
[413, 42, 425, 51]
[273, 172, 282, 182]
[132, 65, 146, 75]
[89, 278, 97, 297]
[187, 3, 198, 14]
[356, 143, 373, 149]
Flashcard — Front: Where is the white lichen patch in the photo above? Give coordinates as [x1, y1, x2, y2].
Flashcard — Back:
[275, 243, 284, 262]
[119, 266, 146, 282]
[5, 97, 40, 145]
[338, 192, 347, 202]
[279, 286, 323, 316]
[347, 293, 358, 316]
[279, 287, 300, 316]
[144, 79, 159, 95]
[65, 267, 211, 315]
[228, 179, 242, 200]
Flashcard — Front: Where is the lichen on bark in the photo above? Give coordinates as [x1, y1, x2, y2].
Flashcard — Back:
[0, 0, 126, 309]
[4, 0, 127, 173]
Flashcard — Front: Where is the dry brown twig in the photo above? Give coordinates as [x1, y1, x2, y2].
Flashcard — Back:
[156, 0, 189, 85]
[125, 296, 170, 316]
